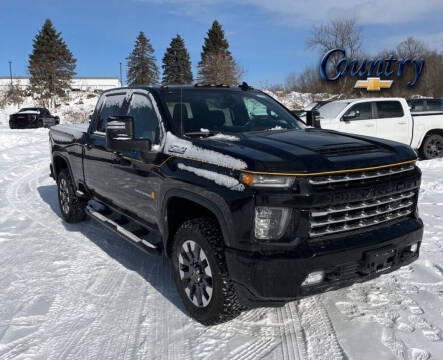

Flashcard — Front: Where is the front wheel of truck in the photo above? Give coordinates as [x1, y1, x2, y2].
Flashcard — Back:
[172, 217, 244, 325]
[57, 169, 86, 223]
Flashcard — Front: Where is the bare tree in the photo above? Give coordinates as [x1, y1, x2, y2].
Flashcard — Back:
[306, 17, 361, 60]
[396, 37, 427, 58]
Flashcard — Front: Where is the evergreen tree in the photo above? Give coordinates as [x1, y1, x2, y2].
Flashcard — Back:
[162, 35, 193, 85]
[197, 20, 241, 85]
[126, 32, 159, 86]
[28, 19, 76, 106]
[199, 20, 231, 64]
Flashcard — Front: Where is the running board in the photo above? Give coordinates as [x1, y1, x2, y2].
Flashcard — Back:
[86, 205, 161, 255]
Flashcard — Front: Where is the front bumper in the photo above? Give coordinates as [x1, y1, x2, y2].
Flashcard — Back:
[225, 217, 423, 307]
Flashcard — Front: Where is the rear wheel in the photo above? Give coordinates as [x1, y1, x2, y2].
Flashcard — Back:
[422, 134, 443, 159]
[172, 217, 244, 325]
[57, 169, 86, 223]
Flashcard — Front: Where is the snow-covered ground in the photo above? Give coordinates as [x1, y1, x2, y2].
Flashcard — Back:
[0, 102, 443, 360]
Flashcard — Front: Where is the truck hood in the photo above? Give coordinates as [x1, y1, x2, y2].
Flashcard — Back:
[193, 129, 416, 173]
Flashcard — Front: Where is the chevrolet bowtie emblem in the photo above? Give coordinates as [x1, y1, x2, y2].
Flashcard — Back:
[354, 77, 393, 91]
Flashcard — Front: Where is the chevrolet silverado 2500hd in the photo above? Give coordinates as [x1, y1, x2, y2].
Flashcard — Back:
[49, 85, 423, 325]
[315, 98, 443, 159]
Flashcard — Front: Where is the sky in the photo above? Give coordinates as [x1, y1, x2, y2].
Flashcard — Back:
[1, 0, 442, 87]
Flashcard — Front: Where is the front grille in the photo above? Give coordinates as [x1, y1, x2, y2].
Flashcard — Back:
[309, 189, 417, 238]
[309, 163, 415, 187]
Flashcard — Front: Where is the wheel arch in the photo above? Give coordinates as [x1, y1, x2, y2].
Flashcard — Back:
[161, 189, 233, 258]
[52, 153, 76, 188]
[418, 128, 443, 149]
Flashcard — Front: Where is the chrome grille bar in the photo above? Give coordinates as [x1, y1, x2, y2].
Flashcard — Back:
[310, 201, 414, 227]
[309, 164, 415, 186]
[311, 191, 416, 217]
[309, 208, 413, 238]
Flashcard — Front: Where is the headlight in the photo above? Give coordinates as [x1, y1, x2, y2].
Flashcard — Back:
[254, 206, 291, 240]
[240, 173, 295, 188]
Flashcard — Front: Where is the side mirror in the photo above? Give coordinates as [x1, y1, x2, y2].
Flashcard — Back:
[342, 110, 359, 121]
[306, 110, 321, 128]
[105, 115, 151, 153]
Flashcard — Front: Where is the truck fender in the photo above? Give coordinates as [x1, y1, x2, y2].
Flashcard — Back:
[52, 151, 77, 191]
[160, 188, 235, 254]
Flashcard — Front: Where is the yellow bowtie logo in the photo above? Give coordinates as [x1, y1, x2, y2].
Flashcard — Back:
[354, 77, 393, 91]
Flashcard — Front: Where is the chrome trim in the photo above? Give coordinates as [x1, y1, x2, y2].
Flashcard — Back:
[310, 201, 414, 227]
[309, 164, 415, 185]
[311, 191, 416, 217]
[309, 208, 413, 238]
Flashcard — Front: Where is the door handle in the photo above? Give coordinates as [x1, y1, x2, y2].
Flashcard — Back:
[398, 121, 407, 124]
[365, 124, 374, 127]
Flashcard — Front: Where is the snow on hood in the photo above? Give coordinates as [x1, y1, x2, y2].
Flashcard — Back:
[51, 123, 89, 141]
[178, 163, 244, 191]
[17, 110, 40, 115]
[164, 132, 247, 169]
[206, 133, 240, 142]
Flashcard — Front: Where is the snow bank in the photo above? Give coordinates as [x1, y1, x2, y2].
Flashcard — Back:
[264, 90, 335, 110]
[178, 163, 244, 191]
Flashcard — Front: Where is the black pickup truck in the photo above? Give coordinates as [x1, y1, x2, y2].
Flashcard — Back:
[49, 84, 423, 325]
[10, 107, 60, 129]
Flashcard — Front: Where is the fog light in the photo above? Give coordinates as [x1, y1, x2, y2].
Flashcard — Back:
[301, 271, 325, 286]
[410, 243, 419, 253]
[254, 207, 290, 240]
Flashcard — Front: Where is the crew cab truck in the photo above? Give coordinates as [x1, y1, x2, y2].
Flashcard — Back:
[315, 98, 443, 159]
[49, 85, 423, 325]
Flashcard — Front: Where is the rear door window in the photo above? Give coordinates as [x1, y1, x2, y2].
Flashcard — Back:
[96, 93, 126, 133]
[376, 101, 404, 119]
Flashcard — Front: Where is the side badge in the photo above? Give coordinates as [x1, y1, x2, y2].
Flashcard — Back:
[168, 145, 187, 154]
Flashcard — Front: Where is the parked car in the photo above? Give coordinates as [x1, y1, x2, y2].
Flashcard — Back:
[49, 85, 423, 325]
[9, 107, 59, 129]
[407, 98, 443, 112]
[315, 98, 443, 159]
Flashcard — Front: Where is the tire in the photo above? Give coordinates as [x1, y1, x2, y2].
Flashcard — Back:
[421, 134, 443, 159]
[9, 123, 15, 129]
[172, 217, 245, 325]
[37, 120, 43, 128]
[57, 169, 86, 223]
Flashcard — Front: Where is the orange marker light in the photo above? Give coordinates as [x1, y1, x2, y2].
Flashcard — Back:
[240, 173, 254, 186]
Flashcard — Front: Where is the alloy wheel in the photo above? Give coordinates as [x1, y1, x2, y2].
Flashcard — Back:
[178, 240, 213, 308]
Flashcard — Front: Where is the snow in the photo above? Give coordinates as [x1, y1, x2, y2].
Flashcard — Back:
[164, 131, 247, 169]
[207, 133, 240, 141]
[264, 90, 335, 110]
[17, 110, 40, 114]
[178, 163, 245, 191]
[51, 123, 89, 141]
[0, 92, 443, 359]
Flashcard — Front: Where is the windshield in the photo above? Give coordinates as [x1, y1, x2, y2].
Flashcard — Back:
[158, 89, 305, 135]
[317, 102, 350, 119]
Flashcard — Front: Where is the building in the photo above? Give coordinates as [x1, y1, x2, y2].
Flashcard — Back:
[0, 76, 122, 91]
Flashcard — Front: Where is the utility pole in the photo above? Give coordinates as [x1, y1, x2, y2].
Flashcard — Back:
[119, 62, 123, 86]
[8, 61, 12, 84]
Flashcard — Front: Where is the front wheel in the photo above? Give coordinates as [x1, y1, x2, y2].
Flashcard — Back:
[172, 217, 244, 325]
[421, 134, 443, 159]
[57, 169, 86, 223]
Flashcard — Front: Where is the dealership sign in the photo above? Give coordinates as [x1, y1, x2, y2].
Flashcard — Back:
[320, 48, 425, 90]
